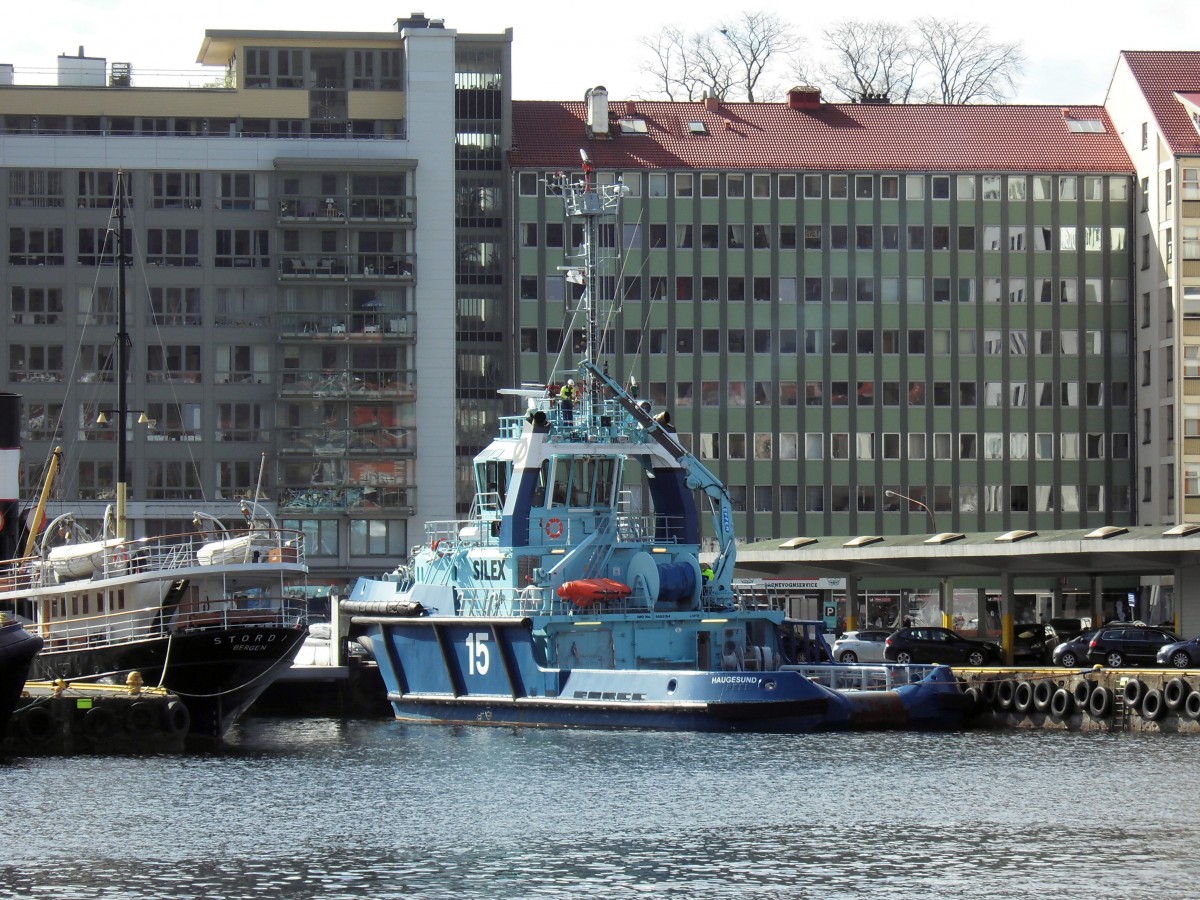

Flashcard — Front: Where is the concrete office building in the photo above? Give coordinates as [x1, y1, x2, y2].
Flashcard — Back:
[510, 87, 1138, 550]
[0, 14, 512, 589]
[1105, 52, 1200, 527]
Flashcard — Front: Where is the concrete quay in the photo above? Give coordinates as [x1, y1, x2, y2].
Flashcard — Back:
[958, 667, 1200, 732]
[2, 678, 188, 756]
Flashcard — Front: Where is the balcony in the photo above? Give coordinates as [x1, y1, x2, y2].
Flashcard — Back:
[277, 195, 415, 225]
[278, 253, 415, 282]
[278, 369, 417, 400]
[276, 425, 414, 457]
[277, 313, 413, 339]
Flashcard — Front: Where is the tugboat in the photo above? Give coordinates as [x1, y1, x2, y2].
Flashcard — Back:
[345, 160, 971, 731]
[0, 176, 307, 743]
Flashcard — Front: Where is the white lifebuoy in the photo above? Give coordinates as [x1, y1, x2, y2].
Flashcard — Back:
[545, 518, 564, 539]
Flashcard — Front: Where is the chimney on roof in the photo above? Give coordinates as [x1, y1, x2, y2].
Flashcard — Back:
[704, 90, 721, 112]
[396, 11, 430, 30]
[586, 85, 609, 137]
[788, 85, 822, 110]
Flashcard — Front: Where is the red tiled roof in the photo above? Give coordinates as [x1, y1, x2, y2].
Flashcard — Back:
[1121, 51, 1200, 154]
[510, 99, 1133, 173]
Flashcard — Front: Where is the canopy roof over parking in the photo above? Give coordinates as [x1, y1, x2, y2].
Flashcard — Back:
[734, 524, 1200, 581]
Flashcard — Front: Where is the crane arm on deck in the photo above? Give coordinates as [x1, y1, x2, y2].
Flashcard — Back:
[581, 362, 737, 592]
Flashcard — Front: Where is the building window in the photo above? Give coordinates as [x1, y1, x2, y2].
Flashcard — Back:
[8, 170, 64, 208]
[350, 519, 406, 557]
[8, 227, 64, 265]
[146, 228, 199, 266]
[7, 343, 64, 382]
[147, 461, 202, 500]
[9, 286, 63, 325]
[215, 229, 269, 268]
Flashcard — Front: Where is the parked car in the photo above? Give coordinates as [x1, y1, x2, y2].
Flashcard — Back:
[1049, 617, 1086, 642]
[1086, 625, 1181, 668]
[1053, 629, 1100, 668]
[884, 627, 1004, 666]
[1157, 636, 1200, 669]
[1012, 623, 1058, 665]
[831, 629, 891, 664]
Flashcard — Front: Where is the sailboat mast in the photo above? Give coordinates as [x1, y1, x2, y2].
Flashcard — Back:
[115, 171, 129, 539]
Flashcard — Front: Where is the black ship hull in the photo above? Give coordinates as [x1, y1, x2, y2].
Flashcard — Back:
[29, 623, 307, 743]
[0, 621, 43, 743]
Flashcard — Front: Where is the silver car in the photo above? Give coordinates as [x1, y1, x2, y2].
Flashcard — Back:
[831, 629, 892, 664]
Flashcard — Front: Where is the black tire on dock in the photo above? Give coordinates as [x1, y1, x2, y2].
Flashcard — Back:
[83, 706, 118, 744]
[1164, 678, 1190, 711]
[1087, 685, 1114, 718]
[963, 686, 983, 714]
[17, 705, 59, 745]
[1032, 680, 1055, 712]
[1050, 688, 1075, 719]
[1073, 679, 1094, 708]
[980, 680, 998, 705]
[1184, 691, 1200, 720]
[1140, 688, 1166, 721]
[1123, 677, 1145, 710]
[1013, 680, 1035, 714]
[125, 701, 158, 736]
[163, 700, 191, 737]
[995, 679, 1017, 711]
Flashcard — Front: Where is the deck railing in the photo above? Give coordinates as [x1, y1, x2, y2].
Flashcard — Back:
[0, 527, 306, 594]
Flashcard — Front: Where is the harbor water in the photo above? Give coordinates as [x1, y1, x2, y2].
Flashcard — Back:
[3, 718, 1198, 899]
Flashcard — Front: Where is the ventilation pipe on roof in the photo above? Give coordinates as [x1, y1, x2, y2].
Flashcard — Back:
[586, 85, 609, 136]
[788, 85, 822, 110]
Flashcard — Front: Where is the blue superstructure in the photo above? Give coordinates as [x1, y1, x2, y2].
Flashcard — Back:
[344, 164, 971, 732]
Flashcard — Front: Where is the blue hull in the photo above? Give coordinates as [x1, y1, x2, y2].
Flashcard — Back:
[352, 605, 973, 733]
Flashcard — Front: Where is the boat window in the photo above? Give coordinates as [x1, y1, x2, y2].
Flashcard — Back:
[594, 458, 618, 507]
[475, 459, 509, 506]
[572, 459, 594, 507]
[551, 458, 571, 508]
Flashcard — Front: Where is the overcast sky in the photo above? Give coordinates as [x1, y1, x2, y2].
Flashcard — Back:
[2, 0, 1198, 105]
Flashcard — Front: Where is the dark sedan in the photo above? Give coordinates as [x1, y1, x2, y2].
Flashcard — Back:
[1158, 636, 1200, 669]
[1086, 626, 1180, 668]
[884, 627, 1003, 666]
[1053, 629, 1100, 667]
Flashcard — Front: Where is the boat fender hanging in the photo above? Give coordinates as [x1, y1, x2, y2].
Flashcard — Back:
[545, 518, 564, 539]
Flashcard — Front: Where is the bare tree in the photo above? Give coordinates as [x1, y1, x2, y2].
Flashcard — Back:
[638, 11, 800, 102]
[819, 20, 920, 103]
[912, 18, 1024, 103]
[717, 11, 803, 103]
[639, 27, 700, 102]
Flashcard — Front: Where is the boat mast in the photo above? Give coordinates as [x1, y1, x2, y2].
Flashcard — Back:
[115, 171, 130, 539]
[560, 150, 624, 424]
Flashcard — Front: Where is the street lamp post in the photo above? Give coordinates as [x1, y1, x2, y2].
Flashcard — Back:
[885, 489, 951, 630]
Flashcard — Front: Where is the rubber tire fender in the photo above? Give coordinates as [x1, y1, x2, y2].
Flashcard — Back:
[83, 705, 117, 744]
[980, 680, 999, 705]
[1123, 677, 1145, 710]
[1164, 677, 1190, 711]
[18, 705, 59, 745]
[1184, 691, 1200, 720]
[1140, 688, 1166, 721]
[995, 678, 1017, 711]
[1072, 679, 1094, 708]
[1050, 688, 1075, 719]
[163, 699, 191, 737]
[1032, 679, 1055, 713]
[1013, 680, 1035, 714]
[125, 701, 158, 735]
[1087, 685, 1114, 718]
